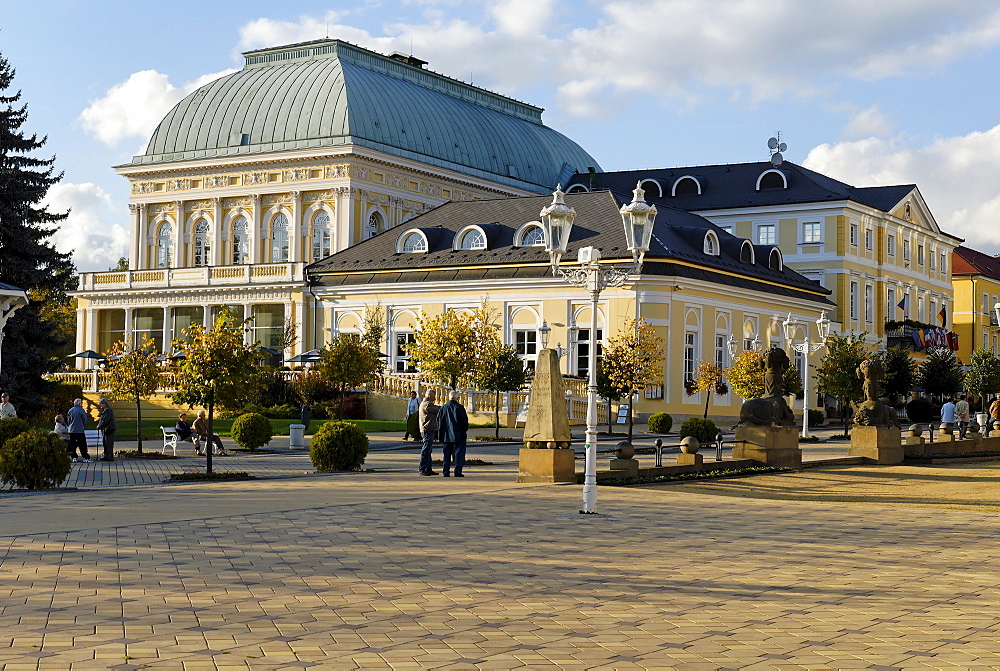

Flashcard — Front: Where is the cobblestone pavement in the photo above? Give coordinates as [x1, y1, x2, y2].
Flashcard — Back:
[4, 445, 1000, 669]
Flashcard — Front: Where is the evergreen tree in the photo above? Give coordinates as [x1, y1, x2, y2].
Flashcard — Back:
[0, 51, 74, 417]
[874, 347, 916, 403]
[917, 348, 964, 399]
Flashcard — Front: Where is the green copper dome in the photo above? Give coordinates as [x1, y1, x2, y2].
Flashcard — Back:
[135, 40, 599, 193]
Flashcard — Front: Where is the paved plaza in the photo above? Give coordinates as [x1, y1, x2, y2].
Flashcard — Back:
[3, 434, 1000, 669]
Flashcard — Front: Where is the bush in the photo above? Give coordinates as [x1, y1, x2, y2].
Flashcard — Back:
[808, 409, 826, 427]
[39, 382, 84, 424]
[0, 417, 32, 448]
[243, 403, 300, 420]
[0, 430, 72, 489]
[230, 413, 274, 451]
[678, 417, 719, 444]
[906, 397, 936, 423]
[310, 421, 369, 472]
[647, 412, 673, 434]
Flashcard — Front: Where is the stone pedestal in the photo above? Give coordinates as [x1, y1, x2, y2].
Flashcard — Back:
[733, 426, 801, 469]
[609, 458, 639, 477]
[676, 453, 704, 466]
[517, 448, 576, 483]
[849, 426, 904, 464]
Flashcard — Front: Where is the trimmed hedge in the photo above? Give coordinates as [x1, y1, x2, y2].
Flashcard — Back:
[678, 417, 719, 444]
[230, 413, 274, 451]
[0, 417, 31, 448]
[647, 412, 673, 434]
[0, 430, 71, 490]
[310, 421, 369, 472]
[906, 397, 936, 423]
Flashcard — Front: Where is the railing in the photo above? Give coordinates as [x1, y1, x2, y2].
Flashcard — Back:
[77, 263, 305, 291]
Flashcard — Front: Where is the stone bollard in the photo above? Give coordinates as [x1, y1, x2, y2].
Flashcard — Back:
[938, 422, 955, 442]
[289, 424, 306, 450]
[905, 424, 924, 446]
[610, 440, 639, 477]
[677, 436, 703, 466]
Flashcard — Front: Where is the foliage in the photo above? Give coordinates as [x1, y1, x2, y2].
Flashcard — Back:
[109, 257, 129, 271]
[678, 417, 719, 444]
[884, 319, 941, 331]
[0, 417, 31, 447]
[815, 334, 869, 436]
[242, 404, 300, 420]
[171, 309, 259, 473]
[317, 333, 383, 418]
[292, 371, 339, 405]
[409, 304, 496, 389]
[808, 409, 826, 427]
[472, 339, 526, 439]
[963, 349, 1000, 402]
[726, 349, 803, 399]
[0, 52, 76, 417]
[691, 361, 727, 418]
[602, 319, 665, 440]
[39, 382, 83, 425]
[249, 366, 298, 408]
[595, 360, 628, 434]
[230, 413, 274, 451]
[905, 397, 936, 423]
[874, 348, 915, 400]
[647, 412, 673, 434]
[0, 430, 71, 489]
[103, 335, 161, 452]
[917, 348, 965, 397]
[309, 421, 369, 472]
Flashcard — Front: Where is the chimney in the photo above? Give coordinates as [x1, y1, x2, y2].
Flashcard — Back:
[389, 52, 427, 69]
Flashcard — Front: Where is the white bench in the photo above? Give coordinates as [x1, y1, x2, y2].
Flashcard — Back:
[161, 426, 200, 456]
[84, 429, 102, 453]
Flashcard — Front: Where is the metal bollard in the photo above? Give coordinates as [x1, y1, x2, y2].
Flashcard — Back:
[654, 438, 663, 467]
[715, 432, 724, 461]
[928, 422, 934, 443]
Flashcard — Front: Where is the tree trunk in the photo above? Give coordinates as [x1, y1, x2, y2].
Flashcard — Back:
[494, 390, 500, 439]
[703, 388, 712, 419]
[841, 397, 850, 438]
[338, 384, 345, 420]
[136, 395, 143, 453]
[607, 398, 613, 435]
[206, 388, 214, 475]
[627, 402, 634, 442]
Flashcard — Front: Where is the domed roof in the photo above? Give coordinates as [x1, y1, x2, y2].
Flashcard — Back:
[135, 40, 600, 193]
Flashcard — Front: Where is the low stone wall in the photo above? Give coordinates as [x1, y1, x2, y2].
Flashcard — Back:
[577, 458, 760, 484]
[905, 435, 1000, 459]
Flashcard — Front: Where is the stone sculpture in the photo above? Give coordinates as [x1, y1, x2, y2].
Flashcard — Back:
[852, 358, 898, 428]
[738, 347, 797, 427]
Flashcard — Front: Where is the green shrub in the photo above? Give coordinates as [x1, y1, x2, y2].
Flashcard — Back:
[0, 417, 32, 448]
[230, 413, 274, 451]
[310, 421, 369, 472]
[647, 412, 673, 434]
[906, 397, 936, 423]
[243, 403, 300, 420]
[0, 430, 72, 490]
[678, 417, 719, 444]
[808, 409, 826, 427]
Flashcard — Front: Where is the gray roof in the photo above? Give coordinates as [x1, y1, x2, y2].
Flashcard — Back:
[134, 39, 599, 193]
[307, 190, 833, 305]
[0, 282, 26, 293]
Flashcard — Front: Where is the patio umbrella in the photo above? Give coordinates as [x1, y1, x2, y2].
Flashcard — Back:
[286, 349, 322, 363]
[68, 350, 105, 360]
[255, 346, 281, 357]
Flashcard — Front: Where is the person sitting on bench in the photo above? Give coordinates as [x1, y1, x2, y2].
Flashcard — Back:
[175, 413, 199, 453]
[193, 409, 227, 455]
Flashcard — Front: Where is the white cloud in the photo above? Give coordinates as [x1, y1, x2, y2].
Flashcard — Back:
[803, 127, 1000, 253]
[843, 106, 894, 140]
[79, 68, 235, 148]
[44, 183, 130, 272]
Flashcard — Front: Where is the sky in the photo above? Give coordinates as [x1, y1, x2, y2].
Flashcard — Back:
[4, 0, 1000, 272]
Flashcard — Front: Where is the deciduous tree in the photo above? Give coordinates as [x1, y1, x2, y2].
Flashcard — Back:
[917, 347, 965, 399]
[725, 349, 802, 400]
[960, 349, 1000, 408]
[409, 305, 496, 389]
[815, 334, 870, 437]
[874, 347, 915, 402]
[601, 319, 664, 441]
[472, 340, 527, 438]
[317, 333, 383, 418]
[104, 335, 160, 452]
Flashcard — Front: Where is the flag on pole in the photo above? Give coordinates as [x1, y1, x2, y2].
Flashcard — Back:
[897, 296, 906, 312]
[939, 304, 947, 326]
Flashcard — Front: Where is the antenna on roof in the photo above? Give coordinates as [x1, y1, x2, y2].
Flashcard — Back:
[767, 133, 787, 167]
[325, 20, 329, 38]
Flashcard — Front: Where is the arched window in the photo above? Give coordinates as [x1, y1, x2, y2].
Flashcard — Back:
[672, 176, 701, 196]
[566, 184, 589, 193]
[155, 222, 172, 268]
[365, 211, 383, 240]
[270, 213, 289, 262]
[704, 231, 719, 256]
[232, 216, 249, 264]
[193, 220, 210, 267]
[517, 224, 545, 247]
[458, 228, 486, 250]
[311, 210, 331, 261]
[400, 231, 427, 253]
[757, 170, 787, 190]
[639, 179, 663, 199]
[740, 240, 755, 264]
[769, 248, 783, 271]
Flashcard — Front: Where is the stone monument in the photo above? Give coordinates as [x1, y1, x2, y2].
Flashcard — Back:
[733, 347, 802, 468]
[518, 349, 575, 483]
[848, 358, 903, 464]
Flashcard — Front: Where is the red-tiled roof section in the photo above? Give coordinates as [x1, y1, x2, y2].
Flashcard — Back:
[953, 245, 1000, 279]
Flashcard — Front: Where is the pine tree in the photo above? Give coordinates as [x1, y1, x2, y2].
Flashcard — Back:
[0, 51, 74, 417]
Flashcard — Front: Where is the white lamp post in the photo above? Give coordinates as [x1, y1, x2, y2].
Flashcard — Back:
[540, 183, 655, 514]
[781, 311, 831, 438]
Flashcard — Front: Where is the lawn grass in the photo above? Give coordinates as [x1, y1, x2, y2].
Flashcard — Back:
[114, 418, 407, 440]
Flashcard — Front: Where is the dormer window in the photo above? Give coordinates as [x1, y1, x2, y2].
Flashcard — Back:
[769, 247, 783, 271]
[672, 176, 701, 196]
[704, 231, 720, 256]
[515, 222, 546, 247]
[456, 226, 487, 251]
[565, 184, 589, 193]
[740, 240, 755, 264]
[756, 169, 787, 190]
[398, 229, 428, 253]
[639, 179, 663, 199]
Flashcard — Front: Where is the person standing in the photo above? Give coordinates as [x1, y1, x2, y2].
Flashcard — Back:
[989, 395, 1000, 435]
[418, 389, 439, 476]
[403, 391, 421, 442]
[96, 398, 117, 462]
[0, 392, 15, 419]
[941, 397, 957, 437]
[438, 390, 469, 478]
[955, 394, 970, 439]
[193, 409, 227, 455]
[66, 398, 93, 462]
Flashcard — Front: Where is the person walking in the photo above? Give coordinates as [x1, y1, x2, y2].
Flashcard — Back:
[66, 398, 93, 462]
[438, 390, 469, 477]
[418, 389, 439, 475]
[96, 398, 117, 462]
[193, 409, 226, 455]
[941, 397, 957, 437]
[0, 392, 16, 419]
[403, 391, 421, 442]
[955, 394, 970, 439]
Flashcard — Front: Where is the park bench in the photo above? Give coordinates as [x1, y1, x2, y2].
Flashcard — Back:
[161, 426, 200, 456]
[84, 429, 102, 454]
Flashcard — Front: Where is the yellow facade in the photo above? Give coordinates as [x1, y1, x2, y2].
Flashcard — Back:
[950, 249, 1000, 363]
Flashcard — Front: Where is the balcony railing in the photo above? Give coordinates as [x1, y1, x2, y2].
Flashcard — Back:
[77, 263, 305, 291]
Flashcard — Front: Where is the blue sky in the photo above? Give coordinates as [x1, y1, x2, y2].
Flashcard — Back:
[5, 0, 1000, 271]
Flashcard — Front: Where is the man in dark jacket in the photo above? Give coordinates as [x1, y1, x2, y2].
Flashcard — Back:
[96, 398, 117, 462]
[418, 389, 439, 475]
[438, 390, 469, 477]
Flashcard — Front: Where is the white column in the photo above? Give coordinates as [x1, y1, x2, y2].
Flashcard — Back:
[212, 197, 223, 266]
[128, 204, 140, 269]
[334, 187, 352, 253]
[75, 306, 86, 353]
[123, 307, 133, 346]
[243, 303, 253, 345]
[203, 304, 211, 328]
[85, 308, 98, 356]
[137, 204, 149, 269]
[295, 299, 306, 356]
[173, 200, 184, 267]
[290, 191, 303, 262]
[162, 306, 172, 351]
[250, 194, 261, 264]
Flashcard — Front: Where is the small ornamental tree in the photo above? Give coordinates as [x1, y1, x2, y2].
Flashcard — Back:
[961, 349, 1000, 408]
[917, 347, 965, 399]
[310, 421, 369, 472]
[691, 361, 727, 419]
[230, 412, 274, 451]
[726, 349, 803, 400]
[409, 305, 495, 389]
[317, 333, 383, 419]
[601, 319, 665, 441]
[595, 360, 627, 434]
[472, 340, 527, 438]
[0, 429, 71, 490]
[171, 309, 258, 474]
[104, 335, 160, 452]
[815, 334, 869, 437]
[875, 347, 916, 403]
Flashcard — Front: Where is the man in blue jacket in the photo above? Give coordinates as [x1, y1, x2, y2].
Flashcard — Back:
[438, 390, 469, 477]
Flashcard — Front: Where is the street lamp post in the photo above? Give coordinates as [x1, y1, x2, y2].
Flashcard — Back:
[540, 183, 656, 514]
[781, 311, 831, 438]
